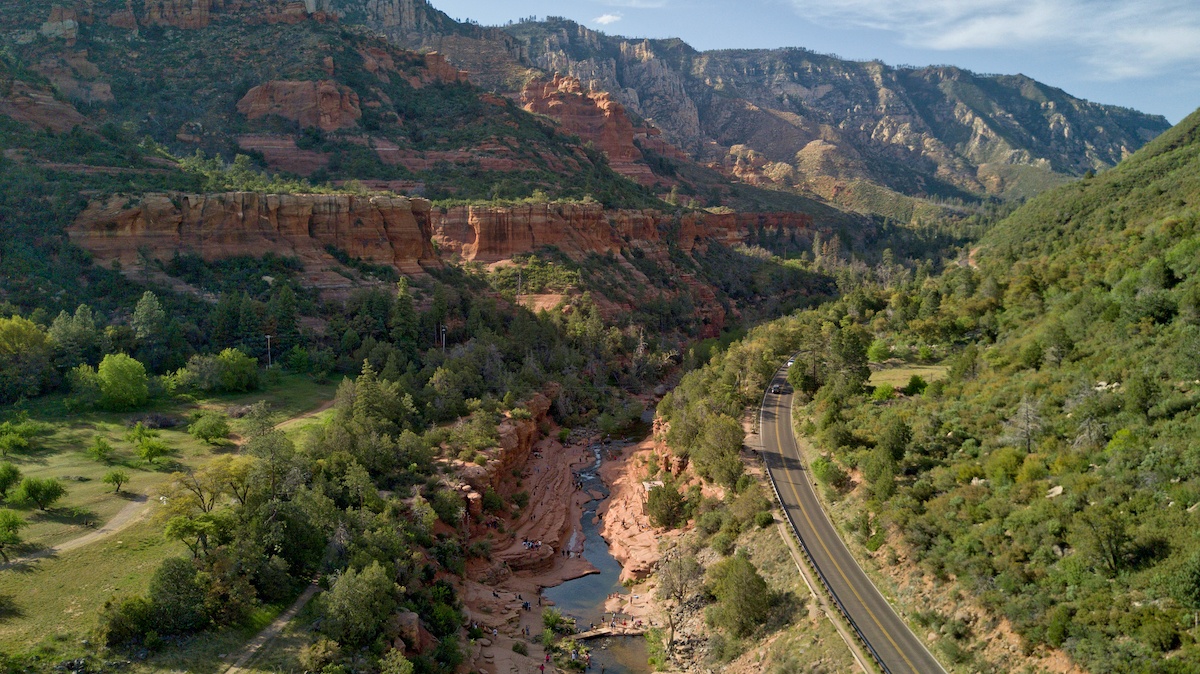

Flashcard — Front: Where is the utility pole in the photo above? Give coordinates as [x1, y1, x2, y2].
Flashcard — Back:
[441, 324, 447, 355]
[265, 334, 272, 369]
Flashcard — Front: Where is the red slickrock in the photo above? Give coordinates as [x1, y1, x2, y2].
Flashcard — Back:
[236, 80, 362, 132]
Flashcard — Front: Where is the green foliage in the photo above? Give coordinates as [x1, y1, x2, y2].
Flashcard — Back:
[137, 438, 170, 464]
[320, 560, 397, 647]
[0, 462, 20, 499]
[103, 470, 130, 494]
[706, 552, 771, 638]
[0, 508, 26, 560]
[646, 483, 687, 529]
[188, 411, 231, 444]
[95, 354, 150, 411]
[88, 436, 114, 462]
[14, 477, 66, 510]
[0, 315, 53, 403]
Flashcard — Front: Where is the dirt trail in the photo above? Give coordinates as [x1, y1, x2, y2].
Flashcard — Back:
[0, 494, 151, 569]
[223, 582, 320, 674]
[1, 397, 337, 571]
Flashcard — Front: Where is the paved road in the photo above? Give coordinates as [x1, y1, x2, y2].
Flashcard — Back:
[759, 366, 946, 674]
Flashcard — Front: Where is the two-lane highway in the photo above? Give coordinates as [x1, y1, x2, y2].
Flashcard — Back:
[760, 365, 947, 674]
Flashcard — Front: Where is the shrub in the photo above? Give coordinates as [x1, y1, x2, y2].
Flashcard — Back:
[97, 354, 150, 411]
[138, 438, 170, 464]
[0, 462, 21, 498]
[902, 374, 927, 395]
[646, 484, 686, 529]
[188, 411, 230, 444]
[103, 470, 130, 494]
[511, 642, 528, 656]
[98, 595, 155, 648]
[867, 339, 890, 362]
[754, 511, 774, 528]
[872, 383, 895, 401]
[710, 531, 736, 556]
[14, 477, 66, 510]
[88, 436, 114, 462]
[706, 552, 770, 637]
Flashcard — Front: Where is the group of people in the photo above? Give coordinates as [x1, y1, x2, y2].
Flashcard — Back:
[522, 538, 544, 550]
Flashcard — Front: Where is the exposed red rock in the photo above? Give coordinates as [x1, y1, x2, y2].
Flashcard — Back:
[0, 80, 86, 132]
[141, 0, 215, 29]
[430, 202, 816, 263]
[40, 6, 80, 44]
[519, 75, 656, 185]
[236, 135, 330, 174]
[68, 192, 437, 278]
[236, 80, 362, 132]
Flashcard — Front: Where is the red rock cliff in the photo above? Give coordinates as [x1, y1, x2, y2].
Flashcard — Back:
[430, 203, 815, 263]
[519, 75, 657, 186]
[68, 192, 436, 276]
[237, 80, 362, 132]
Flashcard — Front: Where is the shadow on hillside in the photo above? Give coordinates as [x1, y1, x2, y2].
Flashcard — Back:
[0, 593, 24, 622]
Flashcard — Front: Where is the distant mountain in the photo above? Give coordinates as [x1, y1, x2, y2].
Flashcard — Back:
[325, 0, 1172, 220]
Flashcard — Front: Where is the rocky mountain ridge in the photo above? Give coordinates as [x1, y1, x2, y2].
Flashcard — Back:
[317, 0, 1170, 217]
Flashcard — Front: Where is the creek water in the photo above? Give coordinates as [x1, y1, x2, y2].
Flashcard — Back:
[542, 437, 650, 674]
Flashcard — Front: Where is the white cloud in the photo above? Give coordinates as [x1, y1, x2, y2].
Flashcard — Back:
[593, 13, 624, 25]
[788, 0, 1200, 79]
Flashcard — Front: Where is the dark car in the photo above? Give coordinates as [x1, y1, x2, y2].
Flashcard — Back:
[771, 384, 782, 394]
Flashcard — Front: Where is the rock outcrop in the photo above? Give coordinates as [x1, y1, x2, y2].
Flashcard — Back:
[519, 75, 655, 185]
[430, 202, 816, 263]
[236, 80, 362, 131]
[68, 192, 436, 277]
[141, 0, 217, 29]
[0, 80, 86, 132]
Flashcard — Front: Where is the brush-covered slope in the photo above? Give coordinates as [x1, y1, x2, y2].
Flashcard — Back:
[791, 108, 1200, 672]
[321, 1, 1170, 220]
[0, 0, 661, 207]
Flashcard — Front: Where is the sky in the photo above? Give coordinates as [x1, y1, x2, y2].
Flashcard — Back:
[430, 0, 1199, 124]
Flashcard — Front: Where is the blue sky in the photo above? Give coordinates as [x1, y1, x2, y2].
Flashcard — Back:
[431, 0, 1199, 124]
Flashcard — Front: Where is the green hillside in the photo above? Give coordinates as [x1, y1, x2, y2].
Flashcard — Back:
[660, 107, 1200, 672]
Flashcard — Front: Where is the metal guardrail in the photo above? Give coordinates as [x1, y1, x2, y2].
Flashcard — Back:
[757, 363, 892, 674]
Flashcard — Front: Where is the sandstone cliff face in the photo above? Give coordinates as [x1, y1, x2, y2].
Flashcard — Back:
[236, 80, 362, 132]
[68, 192, 437, 278]
[429, 202, 815, 264]
[0, 79, 85, 132]
[69, 192, 817, 292]
[519, 75, 655, 185]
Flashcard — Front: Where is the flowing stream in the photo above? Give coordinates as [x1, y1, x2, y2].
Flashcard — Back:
[542, 436, 650, 674]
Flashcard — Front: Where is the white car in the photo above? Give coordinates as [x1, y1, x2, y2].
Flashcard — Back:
[786, 359, 794, 367]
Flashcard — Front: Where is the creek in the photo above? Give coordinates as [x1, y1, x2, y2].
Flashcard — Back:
[542, 436, 651, 674]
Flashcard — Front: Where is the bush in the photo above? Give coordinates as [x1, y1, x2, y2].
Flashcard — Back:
[872, 383, 895, 401]
[511, 642, 528, 656]
[88, 436, 114, 462]
[902, 375, 927, 395]
[754, 510, 774, 528]
[0, 462, 21, 498]
[188, 411, 230, 444]
[138, 438, 170, 464]
[14, 477, 66, 510]
[706, 552, 770, 638]
[98, 595, 155, 648]
[710, 531, 736, 556]
[97, 354, 150, 411]
[646, 484, 686, 529]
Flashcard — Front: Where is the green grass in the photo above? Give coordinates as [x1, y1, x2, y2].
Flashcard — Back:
[868, 363, 948, 389]
[0, 373, 336, 659]
[2, 374, 335, 551]
[0, 518, 184, 654]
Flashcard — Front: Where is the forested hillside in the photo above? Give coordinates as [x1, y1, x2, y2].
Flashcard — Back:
[658, 108, 1200, 672]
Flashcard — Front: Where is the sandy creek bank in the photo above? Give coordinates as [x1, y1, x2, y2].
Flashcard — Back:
[457, 428, 671, 674]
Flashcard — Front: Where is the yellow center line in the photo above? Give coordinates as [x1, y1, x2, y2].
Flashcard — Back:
[773, 387, 921, 674]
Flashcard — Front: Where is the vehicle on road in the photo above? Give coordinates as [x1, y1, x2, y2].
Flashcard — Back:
[771, 384, 782, 394]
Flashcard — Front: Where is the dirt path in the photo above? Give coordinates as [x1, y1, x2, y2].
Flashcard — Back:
[1, 494, 151, 569]
[1, 397, 337, 571]
[273, 398, 336, 432]
[223, 581, 320, 674]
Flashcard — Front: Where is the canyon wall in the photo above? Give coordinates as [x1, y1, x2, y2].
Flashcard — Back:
[70, 193, 817, 275]
[68, 192, 437, 277]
